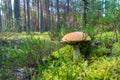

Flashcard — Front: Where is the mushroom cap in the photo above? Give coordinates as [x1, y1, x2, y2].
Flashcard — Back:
[61, 32, 91, 44]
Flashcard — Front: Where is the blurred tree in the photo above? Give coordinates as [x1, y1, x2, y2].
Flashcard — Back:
[14, 0, 21, 32]
[0, 1, 2, 32]
[0, 0, 119, 32]
[83, 0, 88, 27]
[27, 0, 30, 31]
[56, 0, 60, 30]
[23, 0, 27, 31]
[40, 0, 44, 32]
[67, 0, 69, 14]
[8, 0, 12, 21]
[31, 0, 38, 31]
[37, 0, 40, 31]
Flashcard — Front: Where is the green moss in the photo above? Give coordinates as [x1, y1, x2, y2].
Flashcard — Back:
[91, 46, 110, 57]
[94, 26, 115, 34]
[91, 32, 120, 57]
[41, 54, 120, 80]
[0, 32, 50, 41]
[1, 31, 120, 79]
[112, 42, 120, 56]
[41, 43, 120, 79]
[51, 45, 73, 61]
[95, 32, 119, 42]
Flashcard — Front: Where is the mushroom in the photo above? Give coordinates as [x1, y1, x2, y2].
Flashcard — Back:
[61, 32, 91, 59]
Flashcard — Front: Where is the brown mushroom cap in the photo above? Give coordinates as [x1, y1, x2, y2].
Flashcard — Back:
[61, 32, 91, 44]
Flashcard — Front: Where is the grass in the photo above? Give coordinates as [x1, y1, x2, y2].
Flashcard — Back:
[0, 32, 61, 79]
[0, 32, 50, 41]
[0, 31, 120, 80]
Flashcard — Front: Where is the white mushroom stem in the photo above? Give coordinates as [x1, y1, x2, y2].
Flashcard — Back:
[73, 45, 80, 59]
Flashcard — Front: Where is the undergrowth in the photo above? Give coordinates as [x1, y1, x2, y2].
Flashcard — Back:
[0, 31, 120, 79]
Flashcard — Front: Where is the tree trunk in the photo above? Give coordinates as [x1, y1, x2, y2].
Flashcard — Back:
[56, 0, 60, 30]
[44, 0, 49, 31]
[66, 0, 69, 14]
[83, 0, 88, 27]
[37, 0, 40, 32]
[8, 0, 13, 29]
[40, 0, 44, 32]
[8, 0, 12, 20]
[37, 0, 44, 32]
[0, 7, 2, 32]
[47, 0, 50, 30]
[27, 0, 30, 31]
[14, 0, 21, 32]
[23, 0, 27, 31]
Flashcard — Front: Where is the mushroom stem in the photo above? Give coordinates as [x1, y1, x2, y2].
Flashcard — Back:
[73, 45, 80, 59]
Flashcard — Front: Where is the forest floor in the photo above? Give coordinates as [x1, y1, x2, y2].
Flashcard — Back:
[0, 31, 120, 80]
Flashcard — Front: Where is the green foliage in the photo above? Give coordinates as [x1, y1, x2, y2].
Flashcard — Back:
[94, 25, 113, 35]
[0, 31, 120, 79]
[84, 57, 120, 80]
[95, 32, 120, 43]
[0, 32, 62, 79]
[91, 32, 120, 57]
[1, 0, 120, 79]
[20, 37, 62, 66]
[112, 42, 120, 56]
[52, 45, 73, 59]
[40, 46, 120, 80]
[91, 46, 110, 57]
